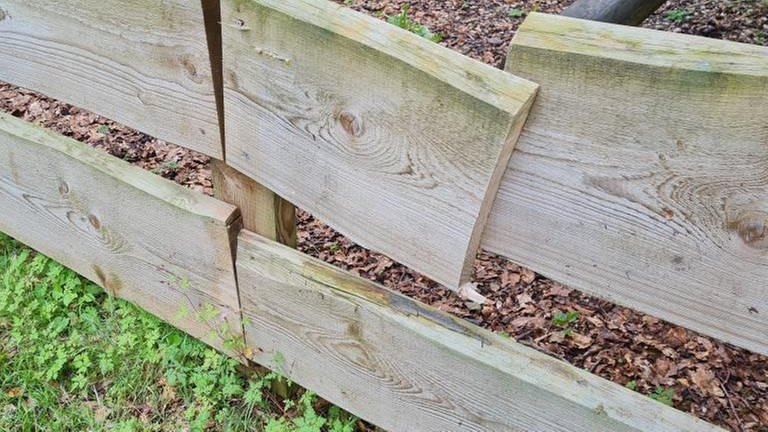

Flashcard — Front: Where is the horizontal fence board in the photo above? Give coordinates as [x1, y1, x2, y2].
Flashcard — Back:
[0, 113, 242, 352]
[223, 0, 538, 289]
[0, 0, 221, 157]
[484, 13, 768, 354]
[236, 230, 722, 432]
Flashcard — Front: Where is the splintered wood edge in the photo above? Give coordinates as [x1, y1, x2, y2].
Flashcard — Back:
[236, 229, 724, 432]
[0, 113, 240, 226]
[510, 13, 768, 77]
[235, 0, 539, 115]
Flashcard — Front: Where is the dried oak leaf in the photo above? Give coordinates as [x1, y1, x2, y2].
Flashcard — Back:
[571, 332, 593, 349]
[690, 367, 725, 397]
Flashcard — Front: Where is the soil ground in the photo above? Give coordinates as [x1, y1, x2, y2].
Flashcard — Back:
[1, 1, 767, 430]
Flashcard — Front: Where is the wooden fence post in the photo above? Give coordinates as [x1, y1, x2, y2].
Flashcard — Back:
[212, 160, 297, 247]
[212, 162, 298, 399]
[202, 0, 296, 398]
[201, 0, 297, 247]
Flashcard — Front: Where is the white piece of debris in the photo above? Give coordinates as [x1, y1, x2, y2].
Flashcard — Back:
[456, 282, 489, 305]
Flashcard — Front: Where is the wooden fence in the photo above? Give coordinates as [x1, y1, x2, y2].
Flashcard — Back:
[1, 0, 766, 430]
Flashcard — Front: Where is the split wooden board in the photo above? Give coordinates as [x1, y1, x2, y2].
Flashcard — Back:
[0, 113, 242, 352]
[0, 0, 222, 157]
[483, 13, 768, 354]
[236, 229, 723, 432]
[222, 0, 538, 289]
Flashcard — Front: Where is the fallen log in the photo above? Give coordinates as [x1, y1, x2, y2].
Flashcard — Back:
[563, 0, 666, 25]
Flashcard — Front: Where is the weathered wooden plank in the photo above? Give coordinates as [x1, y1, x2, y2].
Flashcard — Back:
[483, 13, 768, 354]
[0, 113, 242, 353]
[222, 0, 538, 289]
[0, 0, 222, 158]
[236, 229, 723, 432]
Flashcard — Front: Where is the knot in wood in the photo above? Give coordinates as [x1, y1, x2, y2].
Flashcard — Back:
[88, 214, 101, 230]
[338, 111, 361, 137]
[224, 69, 239, 89]
[179, 56, 202, 84]
[730, 211, 768, 250]
[58, 180, 69, 195]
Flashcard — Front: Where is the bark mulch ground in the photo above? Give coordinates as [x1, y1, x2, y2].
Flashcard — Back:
[2, 1, 767, 430]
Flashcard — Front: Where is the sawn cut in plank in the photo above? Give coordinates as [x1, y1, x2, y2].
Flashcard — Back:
[222, 0, 538, 289]
[484, 13, 768, 354]
[0, 0, 222, 158]
[0, 112, 242, 353]
[236, 229, 723, 432]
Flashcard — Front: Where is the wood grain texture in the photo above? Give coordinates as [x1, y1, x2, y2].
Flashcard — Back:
[222, 0, 538, 288]
[0, 113, 242, 352]
[483, 13, 768, 354]
[0, 0, 222, 158]
[212, 159, 297, 246]
[237, 230, 723, 432]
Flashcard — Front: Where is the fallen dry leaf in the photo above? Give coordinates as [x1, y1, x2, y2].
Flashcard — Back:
[456, 282, 488, 305]
[571, 332, 593, 349]
[4, 387, 22, 398]
[690, 367, 725, 398]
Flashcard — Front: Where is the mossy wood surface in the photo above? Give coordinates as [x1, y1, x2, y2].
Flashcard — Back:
[0, 113, 242, 352]
[236, 229, 723, 432]
[222, 0, 538, 289]
[484, 13, 768, 355]
[0, 0, 222, 157]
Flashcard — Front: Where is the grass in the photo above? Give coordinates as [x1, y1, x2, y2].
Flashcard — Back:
[0, 232, 358, 431]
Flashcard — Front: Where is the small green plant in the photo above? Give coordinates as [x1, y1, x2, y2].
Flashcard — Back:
[625, 380, 638, 391]
[650, 386, 675, 406]
[97, 124, 110, 135]
[387, 3, 443, 43]
[508, 7, 526, 18]
[327, 241, 341, 253]
[664, 9, 689, 22]
[756, 30, 766, 45]
[552, 310, 580, 328]
[151, 160, 180, 175]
